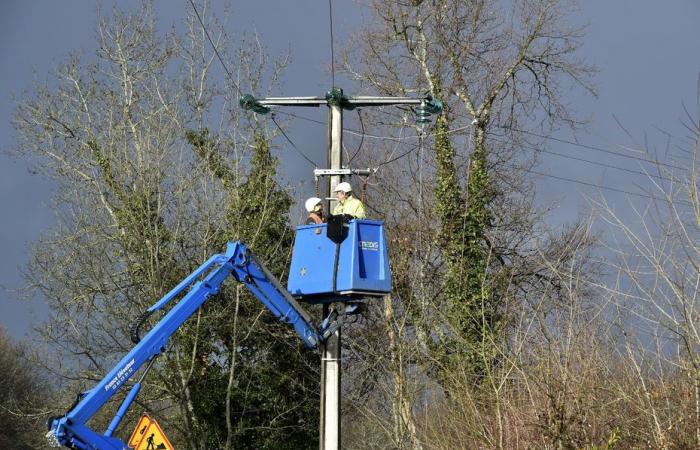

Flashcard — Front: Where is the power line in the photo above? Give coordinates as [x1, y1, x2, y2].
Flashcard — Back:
[275, 109, 476, 141]
[274, 109, 691, 185]
[328, 0, 335, 88]
[488, 135, 683, 184]
[268, 105, 694, 202]
[376, 128, 419, 168]
[270, 108, 691, 201]
[187, 0, 242, 96]
[270, 115, 319, 167]
[281, 108, 688, 174]
[376, 143, 419, 167]
[276, 111, 690, 176]
[273, 110, 327, 127]
[494, 127, 688, 173]
[188, 1, 316, 167]
[274, 110, 416, 167]
[522, 167, 692, 206]
[347, 109, 365, 164]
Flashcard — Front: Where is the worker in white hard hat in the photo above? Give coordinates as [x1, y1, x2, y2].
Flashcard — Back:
[332, 182, 366, 219]
[304, 197, 325, 225]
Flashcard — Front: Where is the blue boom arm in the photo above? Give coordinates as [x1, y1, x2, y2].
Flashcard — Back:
[46, 241, 328, 450]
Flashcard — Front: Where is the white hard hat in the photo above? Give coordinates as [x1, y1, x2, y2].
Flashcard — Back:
[334, 182, 352, 193]
[305, 197, 322, 212]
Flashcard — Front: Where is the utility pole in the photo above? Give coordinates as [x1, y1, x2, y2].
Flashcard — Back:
[241, 88, 441, 450]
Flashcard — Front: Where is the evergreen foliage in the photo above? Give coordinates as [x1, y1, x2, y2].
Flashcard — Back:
[185, 129, 319, 449]
[434, 112, 500, 377]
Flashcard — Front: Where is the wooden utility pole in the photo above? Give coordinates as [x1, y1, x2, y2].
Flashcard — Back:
[320, 88, 343, 450]
[240, 89, 441, 450]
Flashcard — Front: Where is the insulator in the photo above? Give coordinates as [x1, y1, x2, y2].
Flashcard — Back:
[415, 105, 432, 123]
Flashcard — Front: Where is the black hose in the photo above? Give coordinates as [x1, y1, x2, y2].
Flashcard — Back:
[129, 310, 153, 344]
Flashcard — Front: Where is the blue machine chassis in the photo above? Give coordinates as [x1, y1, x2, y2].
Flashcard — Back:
[47, 242, 326, 450]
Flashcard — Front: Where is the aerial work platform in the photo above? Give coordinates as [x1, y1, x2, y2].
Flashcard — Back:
[288, 218, 392, 300]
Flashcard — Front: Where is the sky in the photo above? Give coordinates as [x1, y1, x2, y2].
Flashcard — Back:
[1, 0, 699, 340]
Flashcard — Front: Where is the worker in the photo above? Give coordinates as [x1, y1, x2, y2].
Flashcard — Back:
[304, 197, 325, 224]
[332, 182, 366, 219]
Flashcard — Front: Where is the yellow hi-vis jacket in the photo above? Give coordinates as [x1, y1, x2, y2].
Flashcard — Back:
[333, 195, 366, 219]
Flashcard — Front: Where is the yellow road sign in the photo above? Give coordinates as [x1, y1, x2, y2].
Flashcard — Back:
[128, 414, 152, 448]
[134, 419, 174, 450]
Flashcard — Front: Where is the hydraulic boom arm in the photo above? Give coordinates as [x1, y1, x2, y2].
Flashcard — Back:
[47, 241, 333, 449]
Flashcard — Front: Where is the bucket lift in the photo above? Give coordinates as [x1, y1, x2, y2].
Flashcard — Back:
[288, 218, 392, 300]
[289, 166, 392, 302]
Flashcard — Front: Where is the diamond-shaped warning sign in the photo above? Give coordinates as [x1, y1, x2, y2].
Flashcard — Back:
[128, 414, 152, 448]
[130, 415, 174, 450]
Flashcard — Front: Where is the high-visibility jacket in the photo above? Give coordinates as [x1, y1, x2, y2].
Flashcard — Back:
[333, 195, 366, 219]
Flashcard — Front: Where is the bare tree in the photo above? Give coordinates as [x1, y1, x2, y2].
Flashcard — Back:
[593, 103, 700, 449]
[12, 3, 317, 448]
[340, 0, 596, 447]
[0, 328, 54, 450]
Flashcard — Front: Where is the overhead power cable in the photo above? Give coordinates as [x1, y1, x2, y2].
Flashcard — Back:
[188, 0, 242, 97]
[521, 167, 692, 207]
[280, 106, 691, 203]
[494, 127, 688, 173]
[270, 115, 319, 167]
[270, 104, 690, 177]
[188, 0, 314, 167]
[488, 135, 683, 184]
[328, 0, 336, 87]
[274, 110, 327, 126]
[347, 109, 365, 164]
[274, 107, 691, 202]
[275, 109, 475, 141]
[376, 143, 419, 167]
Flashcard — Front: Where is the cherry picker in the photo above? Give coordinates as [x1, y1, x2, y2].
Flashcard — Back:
[46, 86, 439, 449]
[46, 216, 391, 449]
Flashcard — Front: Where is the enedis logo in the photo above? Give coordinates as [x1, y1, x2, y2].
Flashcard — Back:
[360, 241, 379, 251]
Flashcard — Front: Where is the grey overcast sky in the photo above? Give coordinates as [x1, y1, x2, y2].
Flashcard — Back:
[1, 1, 699, 340]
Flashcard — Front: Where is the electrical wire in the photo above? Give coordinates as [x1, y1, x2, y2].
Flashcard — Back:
[521, 167, 692, 206]
[277, 108, 693, 188]
[189, 0, 315, 167]
[347, 109, 365, 164]
[488, 135, 684, 184]
[270, 114, 319, 167]
[493, 127, 688, 173]
[275, 113, 691, 172]
[274, 109, 476, 141]
[274, 110, 328, 126]
[328, 0, 335, 88]
[180, 12, 685, 181]
[378, 144, 418, 167]
[187, 0, 242, 97]
[275, 105, 689, 203]
[265, 100, 693, 186]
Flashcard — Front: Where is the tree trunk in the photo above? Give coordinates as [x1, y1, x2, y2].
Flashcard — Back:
[384, 295, 423, 450]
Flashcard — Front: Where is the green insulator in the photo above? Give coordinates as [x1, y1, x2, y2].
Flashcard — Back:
[416, 102, 432, 124]
[325, 87, 355, 109]
[239, 94, 269, 114]
[425, 98, 443, 115]
[325, 87, 344, 106]
[416, 114, 431, 124]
